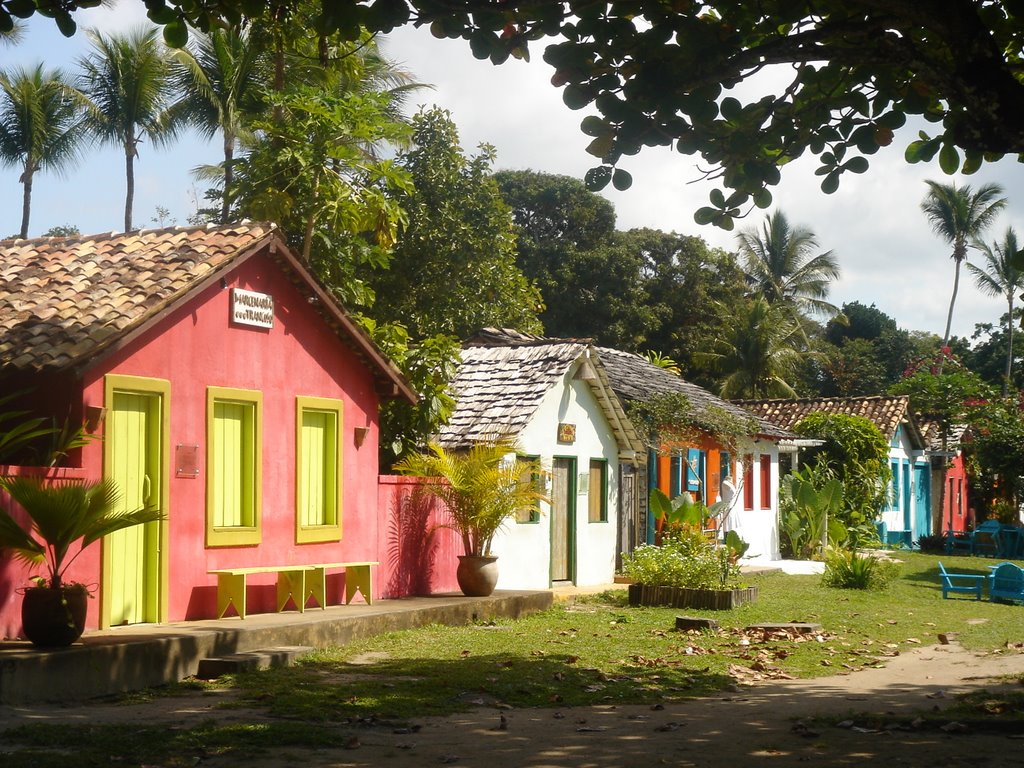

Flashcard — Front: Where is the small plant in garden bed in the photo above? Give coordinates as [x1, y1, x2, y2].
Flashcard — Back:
[821, 548, 900, 590]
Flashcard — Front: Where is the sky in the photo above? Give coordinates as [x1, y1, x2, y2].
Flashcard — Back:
[3, 3, 1024, 342]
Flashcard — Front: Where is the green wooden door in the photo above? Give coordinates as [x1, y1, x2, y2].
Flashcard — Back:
[550, 457, 576, 583]
[107, 391, 162, 625]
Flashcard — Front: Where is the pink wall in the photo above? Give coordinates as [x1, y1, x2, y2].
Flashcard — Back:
[1, 249, 397, 636]
[0, 466, 89, 638]
[377, 476, 460, 597]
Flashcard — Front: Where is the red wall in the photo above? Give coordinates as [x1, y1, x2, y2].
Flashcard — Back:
[1, 250, 396, 635]
[940, 454, 971, 533]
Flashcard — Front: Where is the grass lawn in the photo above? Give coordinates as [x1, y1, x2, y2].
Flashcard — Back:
[4, 550, 1023, 767]
[224, 550, 1024, 719]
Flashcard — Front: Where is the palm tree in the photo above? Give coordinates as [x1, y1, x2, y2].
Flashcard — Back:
[170, 27, 268, 223]
[0, 64, 85, 238]
[920, 180, 1007, 351]
[968, 227, 1023, 394]
[736, 210, 841, 322]
[700, 296, 807, 399]
[76, 26, 180, 232]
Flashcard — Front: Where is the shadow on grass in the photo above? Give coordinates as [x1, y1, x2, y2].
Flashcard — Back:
[231, 651, 738, 721]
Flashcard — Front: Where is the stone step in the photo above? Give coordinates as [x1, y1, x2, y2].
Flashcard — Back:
[196, 645, 315, 679]
[744, 622, 823, 634]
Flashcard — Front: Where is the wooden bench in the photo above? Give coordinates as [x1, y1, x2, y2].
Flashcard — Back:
[209, 561, 378, 619]
[937, 561, 986, 600]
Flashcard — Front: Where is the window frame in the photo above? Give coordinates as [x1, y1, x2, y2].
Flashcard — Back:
[515, 454, 543, 524]
[588, 458, 608, 523]
[206, 386, 262, 547]
[759, 454, 771, 510]
[742, 454, 754, 511]
[295, 396, 344, 544]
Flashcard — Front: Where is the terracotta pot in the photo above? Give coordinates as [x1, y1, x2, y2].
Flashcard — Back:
[21, 584, 89, 647]
[456, 555, 500, 596]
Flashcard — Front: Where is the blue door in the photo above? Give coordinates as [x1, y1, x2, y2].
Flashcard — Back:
[914, 464, 931, 540]
[902, 463, 912, 535]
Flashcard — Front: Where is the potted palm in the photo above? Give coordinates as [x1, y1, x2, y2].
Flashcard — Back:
[0, 475, 163, 646]
[395, 440, 545, 596]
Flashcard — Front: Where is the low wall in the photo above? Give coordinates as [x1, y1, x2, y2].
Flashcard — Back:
[376, 476, 461, 598]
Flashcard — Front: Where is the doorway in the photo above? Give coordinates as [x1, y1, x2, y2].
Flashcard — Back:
[550, 457, 576, 583]
[103, 376, 169, 627]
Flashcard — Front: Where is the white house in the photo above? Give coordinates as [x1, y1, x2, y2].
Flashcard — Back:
[435, 329, 644, 589]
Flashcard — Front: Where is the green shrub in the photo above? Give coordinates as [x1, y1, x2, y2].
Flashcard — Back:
[821, 548, 900, 590]
[621, 534, 741, 590]
[916, 534, 946, 553]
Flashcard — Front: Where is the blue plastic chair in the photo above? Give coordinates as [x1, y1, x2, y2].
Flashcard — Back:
[937, 562, 985, 600]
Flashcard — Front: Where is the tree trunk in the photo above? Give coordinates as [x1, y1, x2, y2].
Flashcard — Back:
[940, 257, 963, 374]
[19, 167, 32, 239]
[124, 143, 135, 232]
[221, 136, 234, 224]
[1005, 295, 1015, 395]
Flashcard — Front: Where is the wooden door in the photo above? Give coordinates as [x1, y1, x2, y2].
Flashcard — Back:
[550, 457, 576, 583]
[106, 391, 162, 625]
[617, 464, 636, 572]
[914, 464, 931, 539]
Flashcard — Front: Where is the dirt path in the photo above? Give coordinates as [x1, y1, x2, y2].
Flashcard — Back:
[4, 642, 1024, 766]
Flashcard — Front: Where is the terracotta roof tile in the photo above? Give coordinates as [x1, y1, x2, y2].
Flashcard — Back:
[0, 222, 276, 372]
[737, 395, 925, 448]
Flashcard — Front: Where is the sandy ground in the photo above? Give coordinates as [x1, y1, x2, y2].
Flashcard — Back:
[4, 641, 1024, 766]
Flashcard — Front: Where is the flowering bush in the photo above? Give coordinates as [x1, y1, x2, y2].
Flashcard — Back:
[621, 528, 742, 590]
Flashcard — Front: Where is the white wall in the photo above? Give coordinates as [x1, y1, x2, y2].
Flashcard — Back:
[491, 363, 622, 590]
[730, 440, 782, 562]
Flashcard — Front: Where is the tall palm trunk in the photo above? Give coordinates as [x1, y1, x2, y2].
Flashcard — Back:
[221, 137, 234, 223]
[1006, 294, 1015, 395]
[124, 141, 135, 231]
[19, 163, 32, 238]
[942, 258, 962, 351]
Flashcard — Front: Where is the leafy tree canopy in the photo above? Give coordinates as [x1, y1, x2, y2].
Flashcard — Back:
[17, 1, 1024, 230]
[792, 411, 891, 528]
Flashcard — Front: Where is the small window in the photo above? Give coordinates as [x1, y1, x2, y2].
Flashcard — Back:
[759, 455, 771, 509]
[516, 455, 542, 523]
[742, 454, 754, 511]
[891, 461, 900, 510]
[296, 396, 343, 544]
[206, 387, 262, 547]
[588, 459, 607, 523]
[670, 454, 683, 498]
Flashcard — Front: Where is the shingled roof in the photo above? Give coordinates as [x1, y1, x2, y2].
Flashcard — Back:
[738, 395, 925, 448]
[436, 328, 642, 452]
[0, 222, 415, 401]
[595, 346, 795, 441]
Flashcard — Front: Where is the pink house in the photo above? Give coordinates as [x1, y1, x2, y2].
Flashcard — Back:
[0, 223, 429, 638]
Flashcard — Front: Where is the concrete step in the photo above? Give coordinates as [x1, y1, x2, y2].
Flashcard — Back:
[196, 645, 315, 679]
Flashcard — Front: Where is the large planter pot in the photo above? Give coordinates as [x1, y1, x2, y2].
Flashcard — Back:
[21, 584, 89, 647]
[628, 583, 758, 611]
[456, 555, 500, 597]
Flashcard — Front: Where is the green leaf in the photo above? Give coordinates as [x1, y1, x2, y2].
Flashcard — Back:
[580, 115, 608, 137]
[720, 96, 742, 121]
[611, 168, 633, 191]
[562, 84, 593, 110]
[752, 188, 773, 209]
[6, 0, 35, 18]
[844, 156, 869, 174]
[584, 166, 612, 191]
[709, 188, 726, 208]
[1011, 249, 1024, 272]
[961, 150, 983, 175]
[585, 134, 614, 158]
[939, 142, 960, 174]
[0, 12, 12, 33]
[54, 12, 76, 36]
[820, 171, 840, 194]
[694, 206, 718, 225]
